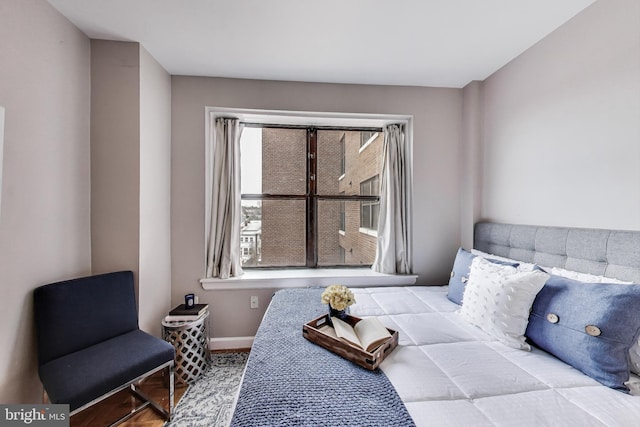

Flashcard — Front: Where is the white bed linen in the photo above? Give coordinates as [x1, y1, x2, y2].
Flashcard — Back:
[349, 286, 640, 427]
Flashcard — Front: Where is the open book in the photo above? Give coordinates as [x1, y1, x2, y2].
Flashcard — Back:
[331, 316, 392, 352]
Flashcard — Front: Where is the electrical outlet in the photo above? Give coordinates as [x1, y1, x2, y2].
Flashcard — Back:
[250, 295, 259, 309]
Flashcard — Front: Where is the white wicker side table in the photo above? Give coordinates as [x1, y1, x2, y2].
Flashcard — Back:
[161, 311, 210, 386]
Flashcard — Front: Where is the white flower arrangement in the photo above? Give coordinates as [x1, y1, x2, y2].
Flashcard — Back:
[321, 284, 355, 311]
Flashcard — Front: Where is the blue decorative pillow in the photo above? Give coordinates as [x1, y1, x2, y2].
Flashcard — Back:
[447, 248, 476, 305]
[525, 275, 640, 392]
[447, 248, 519, 305]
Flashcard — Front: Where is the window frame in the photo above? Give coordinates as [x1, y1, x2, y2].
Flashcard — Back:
[359, 175, 380, 232]
[204, 107, 414, 281]
[339, 196, 346, 234]
[241, 125, 382, 269]
[339, 133, 346, 177]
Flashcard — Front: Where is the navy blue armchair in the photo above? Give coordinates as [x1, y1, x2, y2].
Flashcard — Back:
[33, 271, 175, 424]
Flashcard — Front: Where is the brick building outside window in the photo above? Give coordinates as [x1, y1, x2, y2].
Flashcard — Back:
[241, 127, 382, 268]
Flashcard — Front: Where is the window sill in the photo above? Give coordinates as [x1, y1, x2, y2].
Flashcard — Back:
[200, 268, 418, 290]
[359, 227, 378, 237]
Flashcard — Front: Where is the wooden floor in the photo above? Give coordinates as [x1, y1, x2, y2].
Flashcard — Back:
[70, 369, 187, 427]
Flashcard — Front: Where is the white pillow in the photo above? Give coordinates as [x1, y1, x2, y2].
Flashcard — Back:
[460, 257, 550, 351]
[471, 249, 537, 272]
[551, 267, 633, 284]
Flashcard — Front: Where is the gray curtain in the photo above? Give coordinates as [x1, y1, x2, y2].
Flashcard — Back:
[372, 123, 412, 274]
[205, 117, 244, 279]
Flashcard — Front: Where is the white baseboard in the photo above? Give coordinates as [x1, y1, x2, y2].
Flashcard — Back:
[209, 336, 254, 351]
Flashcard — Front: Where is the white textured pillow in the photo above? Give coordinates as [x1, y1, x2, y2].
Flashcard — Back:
[629, 342, 640, 376]
[460, 257, 550, 350]
[551, 267, 633, 284]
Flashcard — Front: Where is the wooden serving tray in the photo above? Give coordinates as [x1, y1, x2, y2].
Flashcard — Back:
[302, 314, 398, 370]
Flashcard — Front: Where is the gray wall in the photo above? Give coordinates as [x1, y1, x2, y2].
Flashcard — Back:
[480, 0, 640, 231]
[171, 77, 462, 337]
[0, 0, 91, 403]
[460, 81, 483, 249]
[139, 47, 172, 335]
[90, 40, 141, 280]
[91, 40, 173, 336]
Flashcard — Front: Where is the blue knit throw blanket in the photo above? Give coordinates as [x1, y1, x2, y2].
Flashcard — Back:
[230, 288, 415, 427]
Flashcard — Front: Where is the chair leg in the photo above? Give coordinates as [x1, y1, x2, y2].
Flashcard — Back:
[129, 385, 165, 418]
[127, 362, 174, 422]
[168, 361, 174, 420]
[58, 361, 174, 425]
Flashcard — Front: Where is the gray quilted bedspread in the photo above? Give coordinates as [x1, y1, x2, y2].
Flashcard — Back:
[230, 287, 415, 427]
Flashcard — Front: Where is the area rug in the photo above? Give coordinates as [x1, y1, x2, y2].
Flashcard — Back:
[166, 352, 249, 427]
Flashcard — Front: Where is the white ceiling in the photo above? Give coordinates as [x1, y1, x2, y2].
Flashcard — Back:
[47, 0, 595, 88]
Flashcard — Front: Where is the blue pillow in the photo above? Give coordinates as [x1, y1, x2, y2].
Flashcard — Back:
[447, 248, 476, 305]
[447, 248, 519, 305]
[525, 275, 640, 392]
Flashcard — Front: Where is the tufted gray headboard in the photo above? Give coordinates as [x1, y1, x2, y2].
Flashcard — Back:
[474, 222, 640, 284]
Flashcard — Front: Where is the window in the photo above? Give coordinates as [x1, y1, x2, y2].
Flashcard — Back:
[204, 108, 413, 280]
[240, 127, 382, 268]
[360, 131, 377, 147]
[339, 133, 346, 176]
[360, 175, 380, 231]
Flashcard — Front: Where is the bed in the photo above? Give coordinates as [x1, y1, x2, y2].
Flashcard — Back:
[230, 222, 640, 426]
